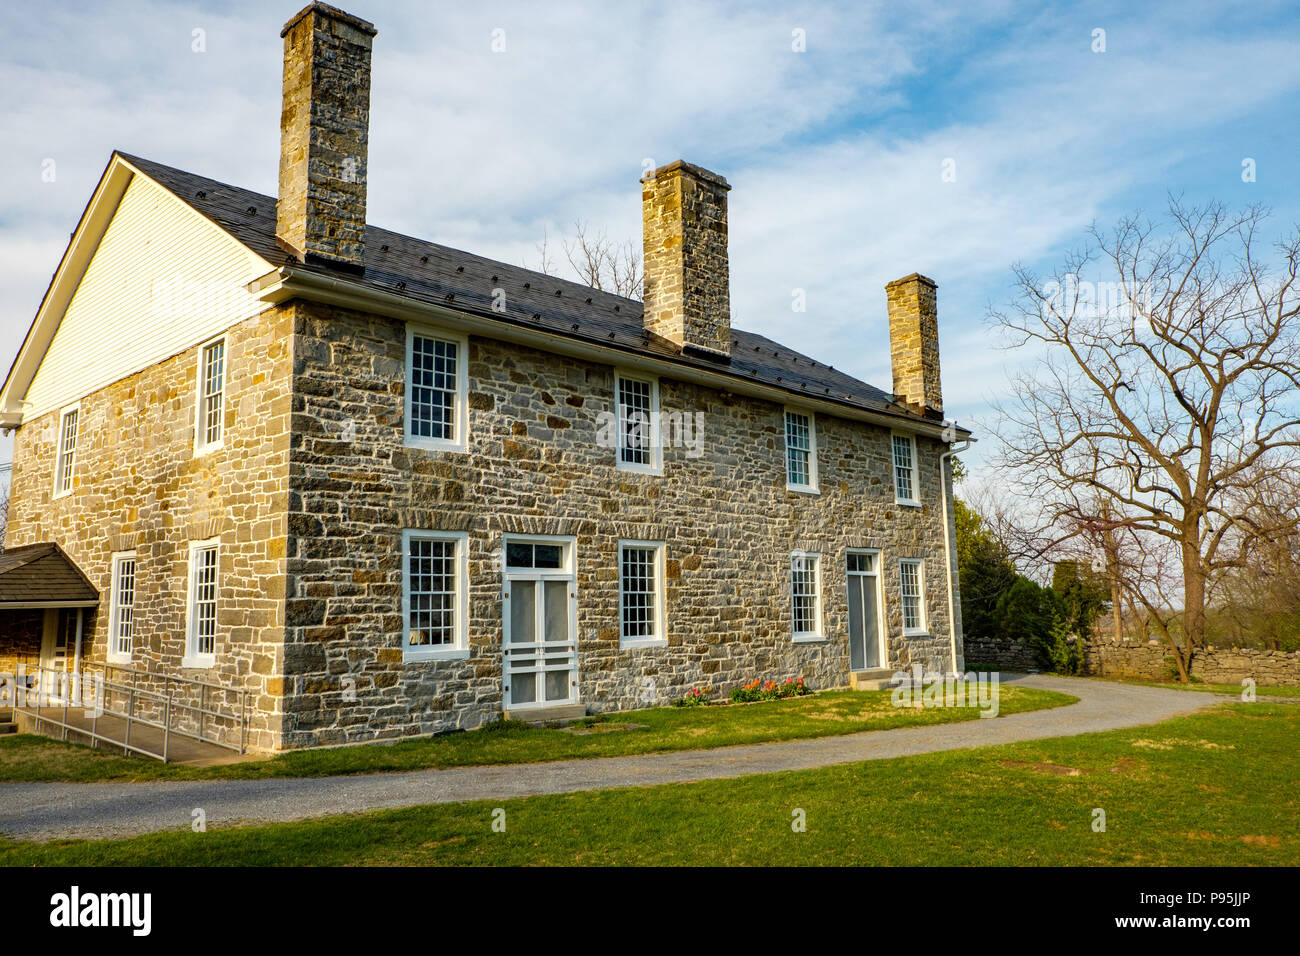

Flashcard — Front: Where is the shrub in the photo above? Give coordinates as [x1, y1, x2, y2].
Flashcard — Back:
[729, 677, 811, 703]
[672, 687, 710, 707]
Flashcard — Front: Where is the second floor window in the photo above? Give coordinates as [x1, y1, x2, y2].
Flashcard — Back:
[406, 328, 468, 451]
[893, 434, 918, 504]
[785, 409, 817, 491]
[615, 372, 661, 473]
[196, 338, 225, 453]
[54, 405, 79, 496]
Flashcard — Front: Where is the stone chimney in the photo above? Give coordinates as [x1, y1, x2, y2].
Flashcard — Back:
[641, 161, 732, 359]
[886, 273, 943, 416]
[277, 3, 376, 273]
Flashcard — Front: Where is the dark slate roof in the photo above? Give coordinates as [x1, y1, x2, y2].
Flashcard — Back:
[118, 152, 957, 432]
[0, 543, 98, 607]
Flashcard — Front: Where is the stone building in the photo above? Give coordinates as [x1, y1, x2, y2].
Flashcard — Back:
[0, 2, 970, 751]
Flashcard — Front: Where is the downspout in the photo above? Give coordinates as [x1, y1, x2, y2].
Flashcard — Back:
[939, 436, 974, 674]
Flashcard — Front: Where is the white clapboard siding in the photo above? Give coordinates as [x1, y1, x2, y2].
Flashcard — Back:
[24, 173, 273, 419]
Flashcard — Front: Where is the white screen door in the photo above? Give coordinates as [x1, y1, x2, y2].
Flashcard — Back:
[503, 539, 578, 709]
[847, 552, 883, 670]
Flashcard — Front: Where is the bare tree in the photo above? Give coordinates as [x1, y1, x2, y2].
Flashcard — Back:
[562, 221, 642, 300]
[990, 199, 1300, 680]
[0, 481, 8, 552]
[526, 221, 643, 300]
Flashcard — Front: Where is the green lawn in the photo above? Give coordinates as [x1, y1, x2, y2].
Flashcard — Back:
[0, 685, 1073, 783]
[3, 702, 1294, 866]
[1083, 675, 1300, 698]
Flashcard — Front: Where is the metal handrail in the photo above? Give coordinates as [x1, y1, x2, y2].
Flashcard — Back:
[14, 662, 249, 763]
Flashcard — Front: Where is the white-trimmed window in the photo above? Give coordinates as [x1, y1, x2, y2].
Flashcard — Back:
[184, 539, 220, 668]
[790, 551, 823, 640]
[892, 433, 919, 505]
[107, 551, 137, 664]
[405, 327, 468, 452]
[195, 337, 226, 454]
[402, 530, 470, 661]
[619, 540, 666, 647]
[615, 371, 662, 474]
[53, 404, 79, 497]
[784, 409, 818, 492]
[900, 558, 927, 634]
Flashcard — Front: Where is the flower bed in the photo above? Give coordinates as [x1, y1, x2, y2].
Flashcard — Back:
[672, 678, 814, 707]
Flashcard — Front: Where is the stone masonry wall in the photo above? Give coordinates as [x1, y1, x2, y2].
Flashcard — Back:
[281, 299, 961, 747]
[1084, 639, 1300, 687]
[3, 306, 294, 751]
[963, 630, 1037, 672]
[0, 609, 44, 674]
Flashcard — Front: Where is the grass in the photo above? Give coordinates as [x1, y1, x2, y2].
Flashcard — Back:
[2, 702, 1294, 866]
[1083, 675, 1300, 698]
[0, 685, 1073, 783]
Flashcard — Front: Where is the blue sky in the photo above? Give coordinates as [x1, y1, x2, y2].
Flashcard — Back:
[2, 0, 1298, 478]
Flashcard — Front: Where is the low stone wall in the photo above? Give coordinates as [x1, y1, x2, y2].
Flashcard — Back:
[1084, 640, 1300, 687]
[962, 633, 1037, 672]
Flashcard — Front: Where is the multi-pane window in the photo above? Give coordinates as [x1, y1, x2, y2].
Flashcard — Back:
[900, 559, 925, 633]
[407, 331, 464, 448]
[785, 410, 816, 490]
[620, 542, 664, 644]
[186, 541, 219, 665]
[55, 406, 79, 495]
[403, 531, 467, 658]
[790, 552, 822, 637]
[616, 373, 659, 471]
[893, 434, 917, 503]
[506, 541, 563, 570]
[109, 552, 137, 661]
[196, 338, 225, 451]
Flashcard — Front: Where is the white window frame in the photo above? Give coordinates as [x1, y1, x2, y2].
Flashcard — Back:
[790, 550, 824, 642]
[618, 539, 667, 648]
[401, 529, 471, 662]
[194, 334, 227, 456]
[892, 432, 920, 507]
[614, 370, 663, 475]
[107, 550, 138, 665]
[183, 538, 221, 669]
[52, 402, 80, 499]
[784, 407, 819, 494]
[405, 325, 469, 453]
[899, 558, 928, 636]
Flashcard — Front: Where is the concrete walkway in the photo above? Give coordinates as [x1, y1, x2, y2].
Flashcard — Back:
[0, 674, 1220, 842]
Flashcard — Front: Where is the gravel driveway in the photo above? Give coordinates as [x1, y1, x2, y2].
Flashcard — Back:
[0, 674, 1220, 842]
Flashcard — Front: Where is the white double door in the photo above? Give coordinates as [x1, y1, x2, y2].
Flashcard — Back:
[502, 546, 578, 709]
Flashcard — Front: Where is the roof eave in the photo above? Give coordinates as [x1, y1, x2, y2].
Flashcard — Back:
[255, 266, 971, 442]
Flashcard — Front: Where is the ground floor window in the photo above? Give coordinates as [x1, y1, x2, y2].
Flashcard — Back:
[184, 539, 219, 668]
[791, 551, 823, 640]
[108, 551, 136, 663]
[402, 530, 469, 660]
[619, 541, 666, 647]
[900, 559, 926, 634]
